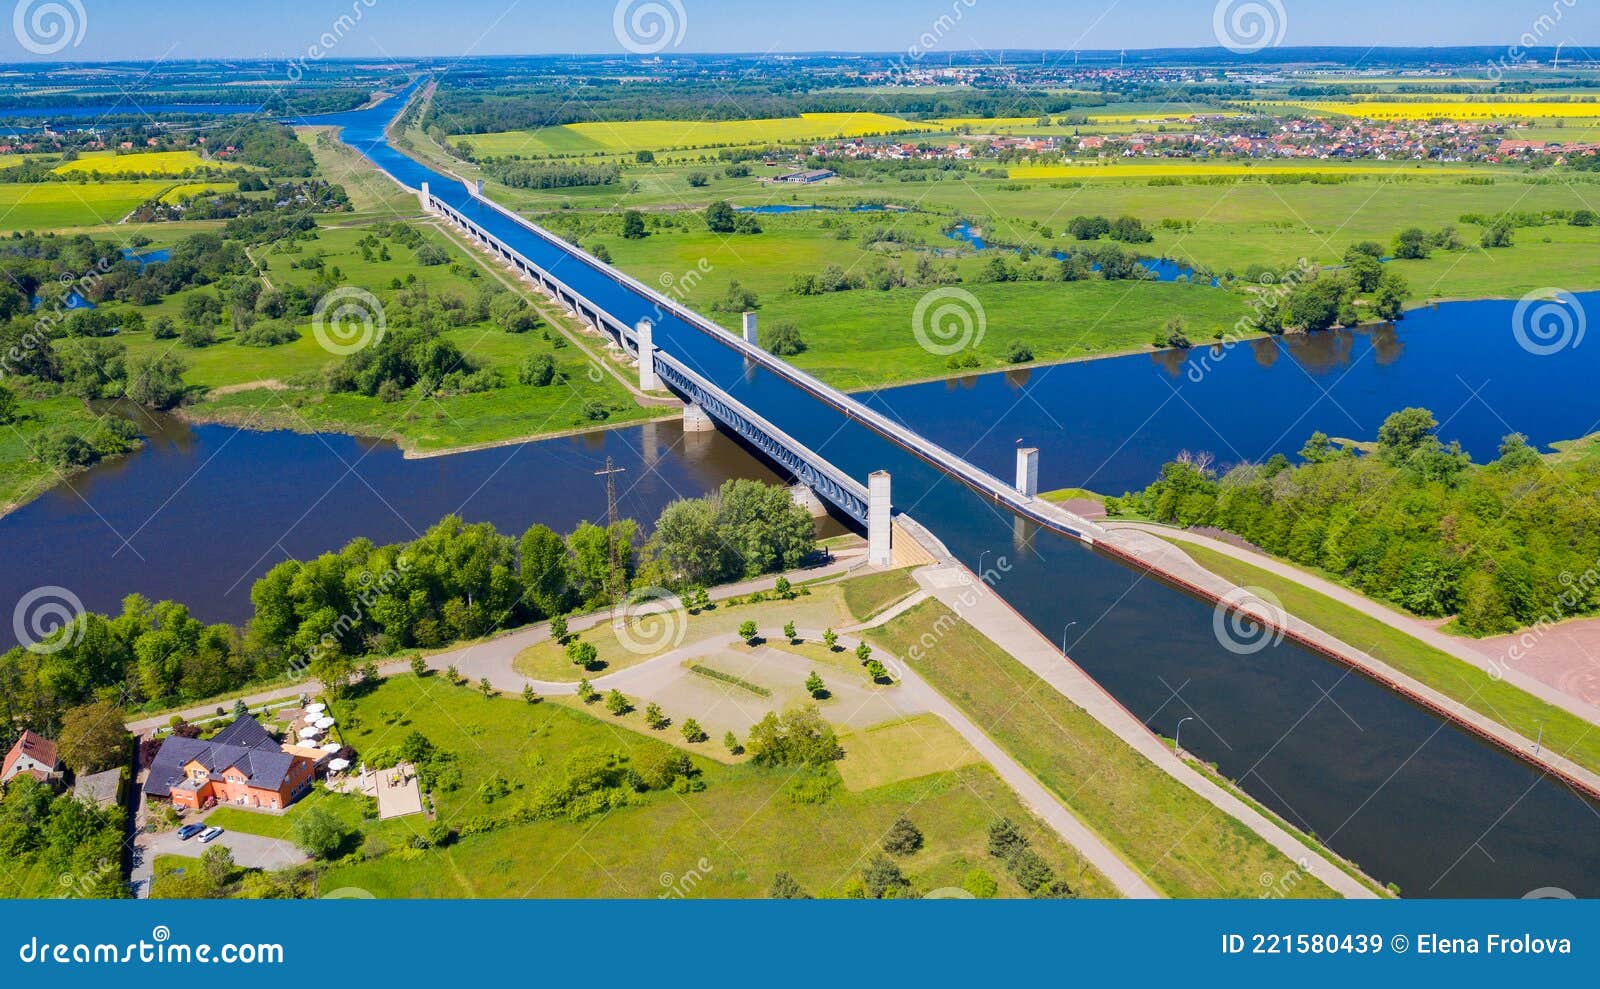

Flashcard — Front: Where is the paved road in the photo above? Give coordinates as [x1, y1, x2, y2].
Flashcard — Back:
[132, 816, 308, 897]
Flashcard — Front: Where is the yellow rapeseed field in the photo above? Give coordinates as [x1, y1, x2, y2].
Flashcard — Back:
[54, 149, 243, 176]
[461, 112, 916, 157]
[1249, 100, 1600, 121]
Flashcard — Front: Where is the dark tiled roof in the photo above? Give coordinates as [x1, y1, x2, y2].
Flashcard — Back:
[142, 716, 296, 798]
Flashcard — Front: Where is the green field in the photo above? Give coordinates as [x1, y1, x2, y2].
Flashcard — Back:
[0, 395, 132, 513]
[0, 180, 177, 230]
[1167, 539, 1600, 780]
[289, 674, 1121, 898]
[866, 598, 1344, 898]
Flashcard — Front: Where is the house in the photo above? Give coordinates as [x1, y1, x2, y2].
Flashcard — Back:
[74, 768, 124, 809]
[142, 716, 315, 812]
[2, 730, 63, 786]
[773, 168, 836, 184]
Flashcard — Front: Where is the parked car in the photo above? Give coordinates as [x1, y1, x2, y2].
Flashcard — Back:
[177, 823, 206, 841]
[198, 826, 224, 844]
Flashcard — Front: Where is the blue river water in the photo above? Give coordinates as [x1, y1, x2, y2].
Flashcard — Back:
[1, 83, 1593, 898]
[281, 84, 1600, 898]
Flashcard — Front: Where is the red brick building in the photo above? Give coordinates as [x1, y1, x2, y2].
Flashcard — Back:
[143, 716, 314, 812]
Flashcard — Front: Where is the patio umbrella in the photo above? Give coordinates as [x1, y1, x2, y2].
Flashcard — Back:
[305, 702, 326, 714]
[321, 742, 342, 753]
[313, 717, 335, 730]
[298, 726, 321, 740]
[328, 758, 350, 772]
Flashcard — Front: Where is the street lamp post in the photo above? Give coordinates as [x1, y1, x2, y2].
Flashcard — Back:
[1060, 621, 1078, 655]
[976, 550, 992, 585]
[1175, 716, 1195, 757]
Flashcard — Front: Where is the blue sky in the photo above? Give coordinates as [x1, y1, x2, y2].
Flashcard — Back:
[1, 0, 1594, 62]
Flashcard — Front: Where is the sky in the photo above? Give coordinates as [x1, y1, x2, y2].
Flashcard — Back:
[0, 0, 1593, 62]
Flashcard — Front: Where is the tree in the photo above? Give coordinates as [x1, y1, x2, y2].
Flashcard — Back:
[605, 689, 631, 715]
[56, 700, 129, 774]
[1005, 340, 1034, 363]
[291, 805, 353, 860]
[1372, 269, 1410, 321]
[0, 384, 17, 425]
[681, 718, 707, 743]
[855, 642, 872, 664]
[567, 639, 597, 669]
[410, 655, 428, 677]
[644, 702, 668, 729]
[687, 171, 709, 187]
[1480, 219, 1515, 248]
[621, 210, 647, 239]
[1376, 407, 1438, 465]
[882, 814, 924, 855]
[522, 683, 541, 705]
[862, 855, 911, 898]
[774, 576, 791, 598]
[548, 613, 569, 643]
[1154, 316, 1190, 349]
[769, 872, 811, 899]
[518, 353, 557, 386]
[739, 620, 758, 644]
[1393, 227, 1430, 259]
[744, 706, 842, 767]
[124, 352, 188, 409]
[201, 844, 237, 889]
[865, 659, 888, 682]
[823, 628, 839, 651]
[783, 621, 797, 643]
[704, 200, 738, 233]
[805, 671, 826, 698]
[963, 868, 999, 899]
[723, 730, 742, 755]
[477, 676, 496, 698]
[763, 320, 806, 356]
[987, 817, 1028, 859]
[577, 678, 596, 702]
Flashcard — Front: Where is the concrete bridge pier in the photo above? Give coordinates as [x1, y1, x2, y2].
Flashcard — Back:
[789, 484, 827, 517]
[681, 403, 715, 432]
[419, 181, 430, 213]
[636, 319, 659, 392]
[742, 311, 758, 346]
[1015, 447, 1039, 498]
[868, 471, 892, 566]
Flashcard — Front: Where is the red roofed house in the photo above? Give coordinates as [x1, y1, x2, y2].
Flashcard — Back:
[2, 731, 63, 786]
[143, 716, 315, 812]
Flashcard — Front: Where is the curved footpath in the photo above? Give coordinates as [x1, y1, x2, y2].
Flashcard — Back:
[1102, 521, 1600, 799]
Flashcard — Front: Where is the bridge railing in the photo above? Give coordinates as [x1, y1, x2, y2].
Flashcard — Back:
[456, 183, 1091, 543]
[427, 186, 870, 523]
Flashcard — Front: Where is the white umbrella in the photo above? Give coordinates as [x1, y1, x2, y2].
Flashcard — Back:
[297, 726, 321, 740]
[320, 742, 341, 753]
[328, 758, 350, 772]
[304, 702, 326, 715]
[313, 717, 335, 730]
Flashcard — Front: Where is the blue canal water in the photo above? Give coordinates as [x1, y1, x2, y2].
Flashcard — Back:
[3, 83, 1595, 898]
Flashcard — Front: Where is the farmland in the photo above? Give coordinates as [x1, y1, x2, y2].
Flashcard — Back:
[0, 180, 178, 230]
[53, 149, 246, 176]
[1002, 162, 1487, 179]
[1247, 99, 1600, 121]
[459, 111, 917, 158]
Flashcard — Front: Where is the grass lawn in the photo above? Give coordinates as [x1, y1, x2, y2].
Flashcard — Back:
[834, 714, 980, 790]
[514, 586, 852, 682]
[0, 180, 179, 231]
[1168, 539, 1600, 779]
[839, 566, 919, 620]
[297, 126, 419, 216]
[206, 789, 373, 841]
[311, 674, 1120, 898]
[866, 598, 1340, 898]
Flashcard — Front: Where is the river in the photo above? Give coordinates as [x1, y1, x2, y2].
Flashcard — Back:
[2, 83, 1595, 898]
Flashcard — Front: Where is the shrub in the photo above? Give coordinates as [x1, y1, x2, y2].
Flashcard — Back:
[882, 814, 923, 855]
